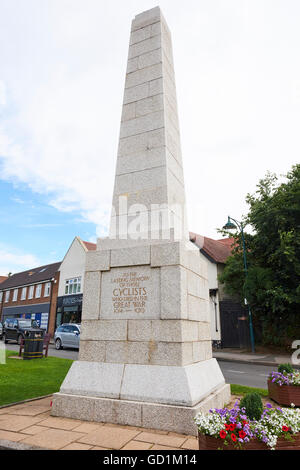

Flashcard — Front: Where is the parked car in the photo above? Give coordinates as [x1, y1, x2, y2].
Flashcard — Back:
[54, 323, 81, 350]
[3, 318, 41, 345]
[0, 322, 3, 340]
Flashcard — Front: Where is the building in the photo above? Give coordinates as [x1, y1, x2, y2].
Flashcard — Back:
[0, 276, 8, 284]
[55, 237, 96, 329]
[0, 262, 61, 335]
[190, 233, 249, 348]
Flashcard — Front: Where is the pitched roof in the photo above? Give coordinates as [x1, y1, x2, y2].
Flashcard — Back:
[0, 262, 61, 290]
[82, 241, 97, 251]
[190, 232, 234, 264]
[0, 276, 8, 284]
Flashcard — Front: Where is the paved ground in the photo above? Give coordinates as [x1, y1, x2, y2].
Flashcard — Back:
[219, 360, 273, 389]
[214, 348, 299, 368]
[0, 397, 198, 450]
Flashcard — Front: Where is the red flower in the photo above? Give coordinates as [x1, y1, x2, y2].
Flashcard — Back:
[220, 430, 227, 439]
[239, 430, 246, 439]
[225, 424, 231, 431]
[229, 423, 236, 431]
[231, 433, 237, 442]
[242, 420, 248, 425]
[282, 426, 289, 432]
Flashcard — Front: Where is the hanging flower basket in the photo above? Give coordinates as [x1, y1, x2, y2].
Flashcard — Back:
[268, 371, 300, 407]
[195, 400, 300, 450]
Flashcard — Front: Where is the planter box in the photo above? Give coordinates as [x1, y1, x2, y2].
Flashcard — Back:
[198, 432, 300, 450]
[198, 433, 267, 450]
[268, 380, 300, 407]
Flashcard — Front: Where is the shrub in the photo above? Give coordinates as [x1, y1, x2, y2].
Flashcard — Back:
[278, 363, 294, 375]
[240, 393, 263, 421]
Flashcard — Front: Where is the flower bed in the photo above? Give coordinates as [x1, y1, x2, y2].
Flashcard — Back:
[195, 400, 300, 450]
[268, 370, 300, 406]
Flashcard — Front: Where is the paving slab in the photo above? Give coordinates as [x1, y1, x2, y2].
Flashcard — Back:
[0, 396, 196, 450]
[78, 426, 141, 450]
[21, 428, 85, 450]
[134, 431, 187, 447]
[0, 415, 42, 432]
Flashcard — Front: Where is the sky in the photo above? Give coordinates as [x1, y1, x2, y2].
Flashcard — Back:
[0, 0, 299, 276]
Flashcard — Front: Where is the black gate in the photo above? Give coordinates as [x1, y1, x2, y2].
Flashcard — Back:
[219, 300, 251, 349]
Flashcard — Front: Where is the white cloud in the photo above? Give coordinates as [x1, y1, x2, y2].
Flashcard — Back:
[0, 0, 299, 242]
[0, 246, 41, 276]
[0, 80, 6, 107]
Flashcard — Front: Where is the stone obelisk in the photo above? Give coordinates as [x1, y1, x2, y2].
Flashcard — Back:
[52, 7, 230, 435]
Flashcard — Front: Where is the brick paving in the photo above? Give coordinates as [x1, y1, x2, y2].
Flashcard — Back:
[0, 397, 198, 450]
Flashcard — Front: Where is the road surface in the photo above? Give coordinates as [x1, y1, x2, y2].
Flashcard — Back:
[218, 360, 273, 389]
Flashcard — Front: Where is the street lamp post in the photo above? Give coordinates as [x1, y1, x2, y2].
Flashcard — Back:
[223, 216, 256, 354]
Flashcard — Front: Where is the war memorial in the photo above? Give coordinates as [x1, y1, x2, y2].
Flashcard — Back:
[52, 6, 230, 435]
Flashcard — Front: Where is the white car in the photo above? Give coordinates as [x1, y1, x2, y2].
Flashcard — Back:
[54, 323, 80, 350]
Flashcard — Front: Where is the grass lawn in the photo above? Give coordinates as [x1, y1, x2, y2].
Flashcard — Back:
[0, 351, 73, 407]
[231, 384, 268, 397]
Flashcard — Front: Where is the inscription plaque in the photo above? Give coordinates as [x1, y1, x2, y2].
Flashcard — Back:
[100, 266, 160, 319]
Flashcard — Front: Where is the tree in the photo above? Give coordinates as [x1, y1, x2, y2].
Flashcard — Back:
[219, 165, 300, 348]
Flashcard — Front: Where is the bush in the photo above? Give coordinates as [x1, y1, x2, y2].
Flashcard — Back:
[240, 392, 263, 421]
[278, 363, 294, 375]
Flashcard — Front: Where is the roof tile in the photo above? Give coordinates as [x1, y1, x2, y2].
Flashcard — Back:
[190, 232, 234, 264]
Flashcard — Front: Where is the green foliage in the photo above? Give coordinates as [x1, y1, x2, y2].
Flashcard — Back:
[219, 165, 300, 348]
[240, 392, 264, 421]
[230, 384, 268, 397]
[278, 363, 294, 374]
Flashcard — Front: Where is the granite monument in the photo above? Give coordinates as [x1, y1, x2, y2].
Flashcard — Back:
[52, 6, 230, 435]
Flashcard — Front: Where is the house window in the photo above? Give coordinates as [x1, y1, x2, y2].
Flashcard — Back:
[4, 290, 10, 302]
[65, 277, 81, 295]
[12, 289, 18, 302]
[21, 287, 27, 300]
[0, 292, 2, 302]
[28, 285, 34, 299]
[35, 284, 42, 298]
[44, 282, 51, 297]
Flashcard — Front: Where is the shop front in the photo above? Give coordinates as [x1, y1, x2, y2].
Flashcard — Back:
[2, 304, 50, 331]
[55, 294, 83, 329]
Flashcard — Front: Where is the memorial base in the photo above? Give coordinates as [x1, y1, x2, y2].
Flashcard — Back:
[51, 383, 230, 436]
